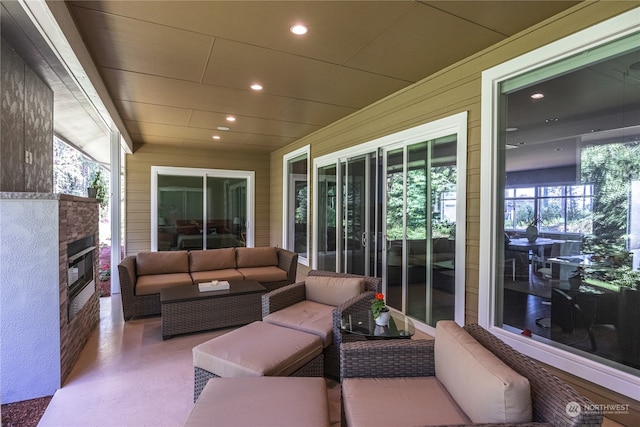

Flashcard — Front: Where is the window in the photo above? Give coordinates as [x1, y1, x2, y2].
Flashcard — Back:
[151, 166, 254, 251]
[504, 184, 593, 234]
[283, 146, 310, 265]
[480, 9, 640, 397]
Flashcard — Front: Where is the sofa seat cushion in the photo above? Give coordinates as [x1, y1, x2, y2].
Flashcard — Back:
[342, 377, 471, 427]
[189, 248, 236, 272]
[304, 276, 365, 307]
[263, 300, 334, 347]
[193, 321, 322, 377]
[435, 320, 532, 424]
[185, 377, 330, 427]
[190, 269, 244, 284]
[135, 273, 192, 296]
[136, 250, 189, 276]
[236, 246, 278, 268]
[237, 266, 287, 282]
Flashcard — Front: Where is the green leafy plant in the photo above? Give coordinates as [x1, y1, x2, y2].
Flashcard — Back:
[89, 170, 108, 208]
[371, 293, 389, 318]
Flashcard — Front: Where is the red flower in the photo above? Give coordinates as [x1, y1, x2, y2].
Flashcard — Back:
[375, 293, 384, 301]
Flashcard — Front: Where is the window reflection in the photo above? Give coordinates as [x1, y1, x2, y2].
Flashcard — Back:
[498, 32, 640, 372]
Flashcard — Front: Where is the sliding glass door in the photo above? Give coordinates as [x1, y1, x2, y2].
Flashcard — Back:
[151, 166, 254, 251]
[316, 153, 378, 276]
[314, 113, 467, 330]
[384, 136, 458, 326]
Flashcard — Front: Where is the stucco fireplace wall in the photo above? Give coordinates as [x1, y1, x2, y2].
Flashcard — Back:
[0, 193, 99, 404]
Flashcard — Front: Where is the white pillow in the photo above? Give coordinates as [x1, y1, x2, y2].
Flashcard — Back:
[434, 321, 532, 424]
[304, 276, 365, 307]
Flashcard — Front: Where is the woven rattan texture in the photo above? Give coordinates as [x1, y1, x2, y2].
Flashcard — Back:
[193, 353, 323, 401]
[161, 291, 263, 339]
[464, 324, 603, 426]
[118, 256, 161, 319]
[340, 339, 435, 379]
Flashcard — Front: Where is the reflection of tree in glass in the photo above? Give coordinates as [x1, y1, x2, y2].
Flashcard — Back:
[581, 142, 640, 256]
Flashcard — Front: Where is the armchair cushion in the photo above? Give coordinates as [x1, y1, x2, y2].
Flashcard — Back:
[304, 276, 365, 307]
[342, 377, 471, 427]
[435, 321, 532, 424]
[263, 300, 335, 347]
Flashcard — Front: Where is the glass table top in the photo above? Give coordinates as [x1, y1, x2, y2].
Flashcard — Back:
[341, 309, 415, 339]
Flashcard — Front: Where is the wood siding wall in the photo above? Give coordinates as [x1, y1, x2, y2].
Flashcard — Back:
[124, 144, 270, 255]
[268, 1, 639, 423]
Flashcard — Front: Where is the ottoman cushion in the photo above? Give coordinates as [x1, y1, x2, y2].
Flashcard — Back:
[193, 321, 322, 377]
[185, 377, 330, 427]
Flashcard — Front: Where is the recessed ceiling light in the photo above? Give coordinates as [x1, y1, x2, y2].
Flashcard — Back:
[554, 148, 563, 151]
[290, 24, 308, 35]
[531, 93, 544, 100]
[590, 128, 601, 133]
[250, 83, 263, 91]
[506, 127, 518, 132]
[217, 126, 230, 131]
[545, 118, 559, 123]
[212, 135, 221, 140]
[226, 116, 236, 122]
[517, 141, 526, 145]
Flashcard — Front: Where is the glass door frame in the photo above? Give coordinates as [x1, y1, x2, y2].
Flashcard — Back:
[150, 166, 255, 251]
[313, 112, 467, 332]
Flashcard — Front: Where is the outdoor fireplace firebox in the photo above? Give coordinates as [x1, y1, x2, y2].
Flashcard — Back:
[67, 236, 96, 321]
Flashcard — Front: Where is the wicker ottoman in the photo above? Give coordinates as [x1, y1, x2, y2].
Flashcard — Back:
[185, 377, 330, 427]
[192, 321, 324, 401]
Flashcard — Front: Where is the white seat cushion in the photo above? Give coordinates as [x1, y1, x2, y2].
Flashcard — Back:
[435, 320, 532, 423]
[342, 377, 471, 427]
[263, 300, 334, 347]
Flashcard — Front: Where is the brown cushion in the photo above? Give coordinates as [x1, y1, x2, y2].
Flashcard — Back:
[189, 248, 236, 272]
[435, 321, 532, 424]
[190, 269, 244, 284]
[136, 251, 189, 276]
[185, 377, 330, 427]
[135, 273, 192, 296]
[237, 266, 288, 282]
[236, 247, 278, 268]
[342, 377, 471, 427]
[304, 276, 364, 307]
[193, 321, 322, 377]
[263, 300, 334, 347]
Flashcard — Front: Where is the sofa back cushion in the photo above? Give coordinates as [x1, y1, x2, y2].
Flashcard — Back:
[304, 276, 365, 307]
[236, 247, 278, 268]
[434, 321, 532, 424]
[189, 248, 236, 272]
[136, 251, 189, 276]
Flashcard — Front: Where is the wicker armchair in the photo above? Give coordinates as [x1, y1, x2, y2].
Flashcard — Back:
[262, 270, 381, 378]
[340, 323, 603, 427]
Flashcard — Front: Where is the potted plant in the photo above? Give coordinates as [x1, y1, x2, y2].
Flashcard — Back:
[526, 217, 542, 242]
[88, 170, 108, 208]
[371, 293, 390, 326]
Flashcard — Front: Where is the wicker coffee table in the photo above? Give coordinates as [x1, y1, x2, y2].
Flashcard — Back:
[160, 280, 266, 340]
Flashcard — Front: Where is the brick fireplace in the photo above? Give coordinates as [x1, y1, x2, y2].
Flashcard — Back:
[0, 193, 99, 403]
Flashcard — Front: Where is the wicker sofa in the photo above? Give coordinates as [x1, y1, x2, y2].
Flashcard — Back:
[118, 246, 298, 320]
[341, 321, 603, 427]
[261, 270, 381, 378]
